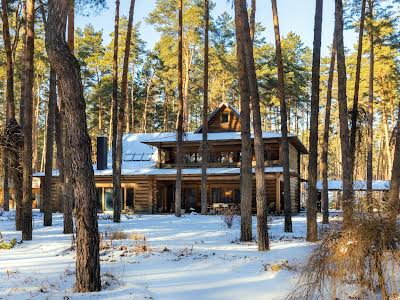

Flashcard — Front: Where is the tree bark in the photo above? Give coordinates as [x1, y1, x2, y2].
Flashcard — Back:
[349, 0, 366, 173]
[321, 31, 336, 225]
[306, 0, 323, 241]
[43, 68, 57, 226]
[366, 0, 374, 210]
[61, 0, 75, 234]
[175, 0, 184, 218]
[387, 101, 400, 225]
[1, 0, 15, 213]
[271, 0, 293, 233]
[249, 0, 256, 42]
[335, 0, 353, 227]
[46, 0, 101, 291]
[201, 0, 209, 216]
[234, 0, 253, 242]
[115, 0, 135, 222]
[112, 0, 120, 221]
[21, 0, 35, 241]
[237, 0, 269, 249]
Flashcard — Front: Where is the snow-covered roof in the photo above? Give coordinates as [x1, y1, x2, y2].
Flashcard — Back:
[304, 180, 391, 191]
[142, 131, 287, 143]
[34, 131, 304, 178]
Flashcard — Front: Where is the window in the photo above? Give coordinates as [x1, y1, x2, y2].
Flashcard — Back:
[220, 112, 229, 123]
[126, 188, 134, 209]
[96, 187, 134, 211]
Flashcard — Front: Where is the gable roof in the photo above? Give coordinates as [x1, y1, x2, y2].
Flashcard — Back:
[194, 102, 240, 133]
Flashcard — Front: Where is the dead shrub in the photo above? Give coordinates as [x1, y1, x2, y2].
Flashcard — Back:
[108, 231, 127, 240]
[288, 212, 400, 299]
[128, 232, 145, 241]
[220, 206, 237, 228]
[264, 260, 297, 272]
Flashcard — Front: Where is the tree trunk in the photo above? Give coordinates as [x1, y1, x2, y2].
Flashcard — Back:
[163, 93, 168, 132]
[21, 0, 35, 241]
[142, 80, 152, 133]
[387, 101, 400, 225]
[335, 0, 353, 227]
[201, 0, 209, 216]
[271, 0, 293, 233]
[112, 0, 120, 222]
[349, 0, 366, 173]
[46, 0, 101, 292]
[61, 0, 75, 235]
[366, 0, 374, 210]
[115, 0, 135, 223]
[249, 0, 256, 42]
[237, 0, 269, 250]
[306, 0, 323, 241]
[175, 0, 184, 218]
[321, 31, 336, 225]
[1, 0, 15, 213]
[234, 0, 253, 242]
[43, 68, 57, 226]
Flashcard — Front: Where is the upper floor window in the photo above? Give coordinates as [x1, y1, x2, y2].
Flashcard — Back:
[220, 112, 229, 124]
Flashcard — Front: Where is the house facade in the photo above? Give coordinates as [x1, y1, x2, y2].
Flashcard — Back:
[36, 103, 308, 214]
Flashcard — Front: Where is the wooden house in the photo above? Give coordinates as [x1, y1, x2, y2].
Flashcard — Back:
[35, 103, 308, 214]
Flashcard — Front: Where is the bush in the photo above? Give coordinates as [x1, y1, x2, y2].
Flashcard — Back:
[289, 212, 400, 299]
[0, 239, 17, 250]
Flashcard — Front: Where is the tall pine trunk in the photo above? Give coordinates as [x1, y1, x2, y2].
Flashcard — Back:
[43, 68, 57, 226]
[321, 31, 336, 225]
[46, 0, 101, 291]
[271, 0, 292, 232]
[112, 0, 120, 221]
[1, 0, 15, 213]
[200, 0, 209, 216]
[387, 101, 400, 225]
[237, 0, 269, 250]
[349, 0, 367, 172]
[61, 0, 75, 234]
[115, 0, 135, 222]
[366, 0, 374, 210]
[335, 0, 353, 227]
[307, 0, 323, 241]
[234, 0, 252, 242]
[175, 0, 184, 218]
[21, 0, 35, 241]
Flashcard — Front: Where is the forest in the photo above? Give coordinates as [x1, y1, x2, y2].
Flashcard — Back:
[0, 0, 400, 299]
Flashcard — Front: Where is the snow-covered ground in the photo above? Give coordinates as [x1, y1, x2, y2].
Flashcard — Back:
[0, 211, 319, 300]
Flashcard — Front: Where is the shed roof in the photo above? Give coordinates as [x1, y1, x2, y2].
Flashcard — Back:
[305, 180, 391, 191]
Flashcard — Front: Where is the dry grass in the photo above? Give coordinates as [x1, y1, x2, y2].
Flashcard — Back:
[288, 211, 400, 299]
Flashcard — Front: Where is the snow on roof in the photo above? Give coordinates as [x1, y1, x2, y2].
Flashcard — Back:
[141, 131, 289, 143]
[94, 166, 286, 176]
[33, 131, 301, 178]
[304, 180, 391, 191]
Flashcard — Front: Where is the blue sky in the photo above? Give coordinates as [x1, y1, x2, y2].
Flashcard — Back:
[76, 0, 357, 56]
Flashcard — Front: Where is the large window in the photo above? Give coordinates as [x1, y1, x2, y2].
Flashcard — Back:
[211, 188, 240, 204]
[96, 187, 135, 212]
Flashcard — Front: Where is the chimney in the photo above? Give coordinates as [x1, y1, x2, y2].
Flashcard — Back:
[96, 136, 108, 170]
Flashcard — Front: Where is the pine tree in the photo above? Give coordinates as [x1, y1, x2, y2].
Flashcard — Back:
[306, 0, 323, 241]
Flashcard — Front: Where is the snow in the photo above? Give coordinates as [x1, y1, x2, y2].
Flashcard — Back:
[307, 180, 391, 191]
[0, 211, 319, 300]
